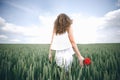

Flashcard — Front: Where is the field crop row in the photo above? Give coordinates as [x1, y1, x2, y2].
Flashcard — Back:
[0, 44, 120, 80]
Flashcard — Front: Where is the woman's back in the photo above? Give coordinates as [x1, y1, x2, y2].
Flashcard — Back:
[51, 32, 72, 50]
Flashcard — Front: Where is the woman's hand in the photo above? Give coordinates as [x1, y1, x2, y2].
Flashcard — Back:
[48, 50, 52, 62]
[78, 56, 84, 67]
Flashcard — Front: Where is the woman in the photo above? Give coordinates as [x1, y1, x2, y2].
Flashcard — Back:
[49, 13, 84, 71]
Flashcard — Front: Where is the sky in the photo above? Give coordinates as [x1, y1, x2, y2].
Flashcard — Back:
[0, 0, 120, 44]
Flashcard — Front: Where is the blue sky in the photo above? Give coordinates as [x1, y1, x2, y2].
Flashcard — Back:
[0, 0, 120, 44]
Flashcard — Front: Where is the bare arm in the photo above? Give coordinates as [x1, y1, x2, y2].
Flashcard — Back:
[67, 27, 84, 66]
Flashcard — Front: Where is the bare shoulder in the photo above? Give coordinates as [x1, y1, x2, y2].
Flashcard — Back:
[67, 26, 75, 43]
[67, 26, 74, 36]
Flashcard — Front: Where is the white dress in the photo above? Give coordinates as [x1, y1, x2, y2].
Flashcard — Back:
[51, 32, 74, 70]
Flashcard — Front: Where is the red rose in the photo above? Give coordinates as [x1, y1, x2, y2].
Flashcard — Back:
[83, 58, 91, 65]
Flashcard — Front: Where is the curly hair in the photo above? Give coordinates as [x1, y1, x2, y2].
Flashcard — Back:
[54, 13, 72, 35]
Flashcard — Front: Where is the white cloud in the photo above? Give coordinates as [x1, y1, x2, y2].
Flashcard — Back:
[0, 15, 54, 43]
[2, 23, 25, 34]
[95, 9, 120, 43]
[39, 15, 55, 27]
[0, 17, 6, 27]
[25, 36, 50, 44]
[0, 35, 8, 39]
[10, 39, 21, 42]
[71, 9, 120, 43]
[104, 9, 120, 27]
[0, 9, 120, 43]
[98, 9, 120, 31]
[70, 13, 104, 43]
[2, 17, 54, 37]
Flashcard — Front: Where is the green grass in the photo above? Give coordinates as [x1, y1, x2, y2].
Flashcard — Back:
[0, 44, 120, 80]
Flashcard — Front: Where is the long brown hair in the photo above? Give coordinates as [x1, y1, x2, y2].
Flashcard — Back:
[54, 13, 72, 35]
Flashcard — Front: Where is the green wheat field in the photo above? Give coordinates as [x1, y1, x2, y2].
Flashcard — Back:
[0, 44, 120, 80]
